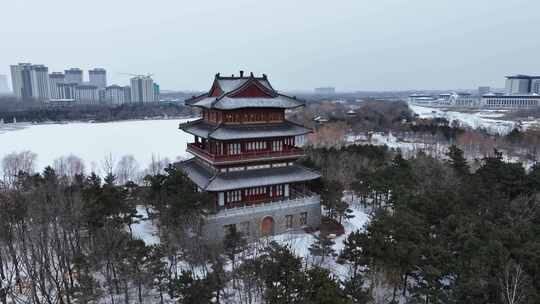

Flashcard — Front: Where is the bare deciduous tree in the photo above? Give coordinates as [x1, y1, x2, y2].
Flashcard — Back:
[116, 155, 139, 185]
[1, 151, 37, 186]
[499, 260, 531, 304]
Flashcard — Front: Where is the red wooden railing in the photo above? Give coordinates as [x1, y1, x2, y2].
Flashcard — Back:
[187, 143, 304, 163]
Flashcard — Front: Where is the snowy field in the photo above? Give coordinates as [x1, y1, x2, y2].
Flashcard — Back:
[409, 104, 516, 134]
[0, 118, 194, 172]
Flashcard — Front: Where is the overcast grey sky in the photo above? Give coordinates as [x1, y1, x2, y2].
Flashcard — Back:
[1, 0, 539, 91]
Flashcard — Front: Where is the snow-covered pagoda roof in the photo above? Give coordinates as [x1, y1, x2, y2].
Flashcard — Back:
[184, 72, 305, 110]
[179, 119, 311, 140]
[178, 159, 320, 192]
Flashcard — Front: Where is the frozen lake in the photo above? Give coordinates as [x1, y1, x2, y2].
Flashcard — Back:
[0, 119, 194, 173]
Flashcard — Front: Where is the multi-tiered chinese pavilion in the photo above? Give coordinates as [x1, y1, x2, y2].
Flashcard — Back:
[179, 72, 320, 239]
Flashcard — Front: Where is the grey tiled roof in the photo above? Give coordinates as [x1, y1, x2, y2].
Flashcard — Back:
[179, 159, 320, 192]
[184, 74, 304, 110]
[216, 78, 273, 92]
[179, 119, 311, 140]
[178, 159, 215, 189]
[189, 95, 304, 110]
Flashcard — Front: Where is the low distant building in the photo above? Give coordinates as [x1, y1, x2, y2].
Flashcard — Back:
[74, 84, 99, 104]
[408, 94, 437, 105]
[481, 94, 540, 109]
[478, 86, 491, 96]
[314, 87, 335, 95]
[57, 83, 78, 100]
[450, 92, 480, 107]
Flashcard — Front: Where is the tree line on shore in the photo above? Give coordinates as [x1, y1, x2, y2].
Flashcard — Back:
[0, 98, 194, 123]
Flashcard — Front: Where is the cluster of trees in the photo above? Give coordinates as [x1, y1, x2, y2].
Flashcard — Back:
[307, 145, 540, 303]
[0, 161, 214, 304]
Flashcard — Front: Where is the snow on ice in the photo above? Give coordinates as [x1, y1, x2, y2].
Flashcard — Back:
[0, 118, 194, 172]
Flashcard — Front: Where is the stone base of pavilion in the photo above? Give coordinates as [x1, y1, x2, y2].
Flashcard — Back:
[202, 193, 321, 242]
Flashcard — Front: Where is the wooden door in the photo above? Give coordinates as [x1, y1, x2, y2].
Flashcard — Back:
[261, 216, 274, 236]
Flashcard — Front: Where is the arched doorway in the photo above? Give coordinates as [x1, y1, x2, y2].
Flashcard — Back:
[261, 216, 275, 236]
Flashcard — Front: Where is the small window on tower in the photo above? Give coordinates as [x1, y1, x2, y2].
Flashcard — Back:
[241, 221, 250, 236]
[285, 215, 293, 229]
[300, 212, 308, 226]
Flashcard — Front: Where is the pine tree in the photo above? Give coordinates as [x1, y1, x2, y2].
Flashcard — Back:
[145, 245, 169, 304]
[174, 270, 212, 304]
[223, 225, 246, 270]
[320, 178, 344, 221]
[260, 242, 305, 304]
[446, 145, 469, 176]
[304, 266, 348, 304]
[207, 256, 229, 304]
[309, 234, 337, 264]
[340, 230, 368, 278]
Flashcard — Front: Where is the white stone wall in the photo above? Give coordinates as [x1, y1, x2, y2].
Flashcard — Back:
[203, 195, 321, 242]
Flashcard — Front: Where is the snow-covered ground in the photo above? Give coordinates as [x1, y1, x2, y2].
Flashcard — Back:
[0, 118, 194, 172]
[131, 206, 160, 245]
[259, 195, 370, 279]
[409, 104, 516, 134]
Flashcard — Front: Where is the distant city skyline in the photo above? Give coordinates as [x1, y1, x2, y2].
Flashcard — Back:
[1, 0, 540, 91]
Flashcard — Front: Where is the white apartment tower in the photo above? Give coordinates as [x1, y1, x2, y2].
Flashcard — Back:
[65, 68, 83, 85]
[10, 63, 50, 100]
[31, 65, 50, 100]
[130, 76, 155, 103]
[49, 72, 65, 99]
[531, 78, 540, 94]
[89, 68, 107, 89]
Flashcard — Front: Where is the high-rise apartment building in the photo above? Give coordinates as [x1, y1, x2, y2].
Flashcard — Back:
[105, 85, 131, 104]
[89, 68, 107, 89]
[10, 63, 32, 99]
[31, 65, 50, 100]
[531, 78, 540, 94]
[48, 72, 65, 99]
[10, 63, 50, 100]
[130, 76, 156, 103]
[505, 75, 537, 95]
[153, 83, 160, 102]
[65, 68, 83, 85]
